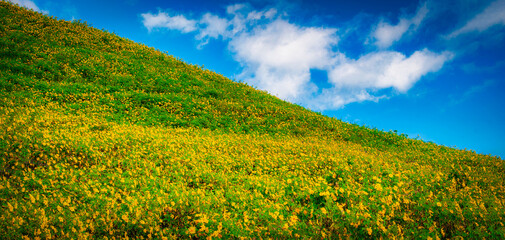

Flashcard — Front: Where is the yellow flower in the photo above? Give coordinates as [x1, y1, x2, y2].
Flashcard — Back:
[282, 223, 289, 230]
[199, 224, 208, 233]
[366, 227, 372, 235]
[320, 208, 327, 215]
[289, 215, 298, 224]
[187, 226, 196, 234]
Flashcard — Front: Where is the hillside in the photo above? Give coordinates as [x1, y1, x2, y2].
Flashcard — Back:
[1, 1, 504, 239]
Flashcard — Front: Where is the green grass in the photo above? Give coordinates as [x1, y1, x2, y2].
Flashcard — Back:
[1, 1, 504, 239]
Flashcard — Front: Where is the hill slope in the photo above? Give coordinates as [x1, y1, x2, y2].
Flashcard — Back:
[1, 1, 504, 239]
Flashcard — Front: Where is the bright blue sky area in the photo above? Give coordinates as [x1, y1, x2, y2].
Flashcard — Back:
[10, 0, 505, 158]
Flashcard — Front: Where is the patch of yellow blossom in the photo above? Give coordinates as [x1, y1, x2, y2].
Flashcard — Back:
[0, 1, 504, 238]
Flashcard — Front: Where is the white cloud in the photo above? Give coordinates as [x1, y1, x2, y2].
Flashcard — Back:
[141, 11, 197, 33]
[8, 0, 48, 14]
[410, 3, 428, 26]
[329, 49, 453, 92]
[304, 88, 382, 110]
[231, 20, 337, 70]
[247, 8, 277, 21]
[372, 3, 428, 48]
[230, 19, 338, 100]
[448, 0, 505, 38]
[226, 3, 247, 15]
[141, 4, 452, 110]
[373, 20, 410, 49]
[194, 13, 231, 48]
[141, 6, 279, 44]
[245, 66, 315, 100]
[196, 13, 230, 46]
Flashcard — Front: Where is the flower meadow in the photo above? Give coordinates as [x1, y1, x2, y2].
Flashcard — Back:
[1, 1, 504, 239]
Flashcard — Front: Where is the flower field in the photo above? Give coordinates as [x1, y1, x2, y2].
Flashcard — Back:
[1, 1, 504, 239]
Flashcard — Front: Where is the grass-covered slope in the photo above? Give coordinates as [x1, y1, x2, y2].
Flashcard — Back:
[1, 1, 504, 239]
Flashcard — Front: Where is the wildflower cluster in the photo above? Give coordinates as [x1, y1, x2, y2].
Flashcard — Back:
[1, 1, 504, 239]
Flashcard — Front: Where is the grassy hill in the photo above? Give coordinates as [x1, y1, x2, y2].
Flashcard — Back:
[1, 1, 504, 239]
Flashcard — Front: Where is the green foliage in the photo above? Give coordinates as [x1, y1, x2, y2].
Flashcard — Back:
[1, 1, 504, 239]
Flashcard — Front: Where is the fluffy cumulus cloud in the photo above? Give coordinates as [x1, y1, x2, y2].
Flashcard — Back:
[197, 13, 229, 40]
[141, 3, 453, 110]
[230, 20, 337, 100]
[448, 0, 505, 38]
[372, 2, 428, 48]
[141, 11, 197, 33]
[329, 50, 452, 92]
[8, 0, 48, 14]
[299, 49, 451, 110]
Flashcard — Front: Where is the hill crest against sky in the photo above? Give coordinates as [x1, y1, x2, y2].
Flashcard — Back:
[2, 0, 501, 158]
[1, 1, 504, 239]
[6, 0, 505, 158]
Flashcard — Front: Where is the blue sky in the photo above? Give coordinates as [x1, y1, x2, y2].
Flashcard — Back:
[10, 0, 505, 158]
